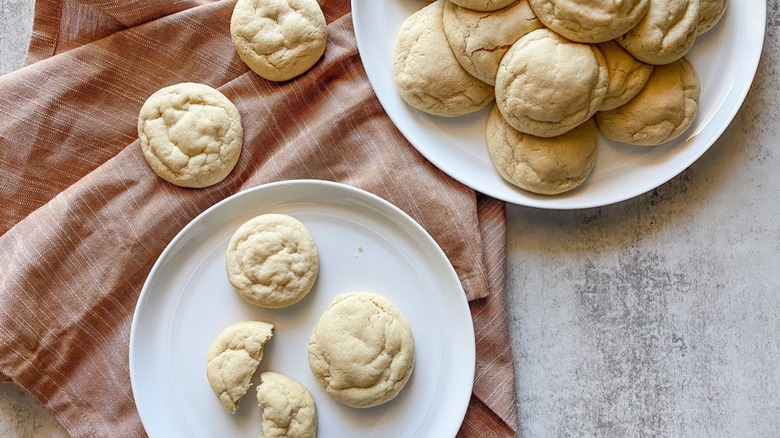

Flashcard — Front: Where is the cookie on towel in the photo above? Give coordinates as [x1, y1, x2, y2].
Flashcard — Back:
[487, 105, 598, 195]
[206, 321, 274, 414]
[616, 0, 700, 65]
[230, 0, 327, 81]
[596, 57, 700, 146]
[597, 40, 654, 111]
[527, 0, 650, 43]
[257, 372, 317, 438]
[443, 0, 543, 85]
[308, 293, 415, 408]
[697, 0, 728, 35]
[495, 28, 608, 137]
[226, 214, 319, 308]
[449, 0, 516, 12]
[392, 0, 494, 117]
[137, 82, 243, 188]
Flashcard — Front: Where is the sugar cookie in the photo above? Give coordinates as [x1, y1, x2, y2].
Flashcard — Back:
[230, 0, 327, 81]
[308, 293, 415, 408]
[596, 57, 700, 146]
[392, 0, 494, 117]
[697, 0, 728, 35]
[226, 214, 319, 309]
[443, 0, 543, 85]
[616, 0, 699, 65]
[449, 0, 516, 12]
[257, 372, 317, 438]
[487, 105, 597, 195]
[206, 321, 274, 414]
[527, 0, 650, 43]
[137, 82, 243, 188]
[495, 28, 608, 137]
[597, 40, 654, 111]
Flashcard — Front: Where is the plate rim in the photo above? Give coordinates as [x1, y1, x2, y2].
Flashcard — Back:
[128, 179, 476, 437]
[351, 0, 767, 209]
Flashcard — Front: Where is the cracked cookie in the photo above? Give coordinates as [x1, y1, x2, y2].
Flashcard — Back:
[448, 0, 516, 12]
[230, 0, 327, 82]
[486, 105, 598, 195]
[495, 28, 608, 137]
[392, 0, 494, 117]
[307, 292, 415, 408]
[597, 40, 654, 111]
[616, 0, 700, 65]
[527, 0, 650, 43]
[206, 321, 275, 414]
[443, 0, 543, 86]
[137, 82, 243, 188]
[596, 57, 700, 146]
[226, 214, 319, 309]
[256, 372, 317, 438]
[697, 0, 728, 35]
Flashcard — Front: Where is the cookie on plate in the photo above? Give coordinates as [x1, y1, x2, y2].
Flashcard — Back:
[616, 0, 700, 65]
[226, 214, 319, 308]
[206, 321, 274, 414]
[448, 0, 516, 12]
[527, 0, 650, 43]
[257, 372, 317, 438]
[495, 28, 608, 137]
[597, 40, 654, 111]
[230, 0, 327, 81]
[697, 0, 728, 35]
[137, 82, 243, 188]
[443, 0, 543, 85]
[392, 0, 494, 117]
[308, 293, 415, 408]
[596, 57, 700, 146]
[487, 105, 598, 195]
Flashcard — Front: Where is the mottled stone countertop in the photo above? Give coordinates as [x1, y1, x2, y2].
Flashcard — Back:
[1, 1, 779, 437]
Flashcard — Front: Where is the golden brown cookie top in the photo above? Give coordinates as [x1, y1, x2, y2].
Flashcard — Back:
[226, 214, 319, 309]
[137, 82, 243, 188]
[597, 40, 654, 111]
[392, 0, 494, 117]
[495, 28, 608, 137]
[206, 321, 275, 414]
[256, 372, 317, 438]
[487, 106, 598, 195]
[443, 0, 543, 85]
[528, 0, 650, 43]
[616, 0, 700, 65]
[308, 292, 415, 408]
[596, 57, 701, 146]
[230, 0, 327, 81]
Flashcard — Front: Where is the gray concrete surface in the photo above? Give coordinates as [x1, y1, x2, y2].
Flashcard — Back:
[0, 0, 32, 75]
[1, 1, 779, 437]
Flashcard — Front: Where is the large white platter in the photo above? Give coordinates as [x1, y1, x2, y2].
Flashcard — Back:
[352, 0, 766, 209]
[129, 180, 475, 437]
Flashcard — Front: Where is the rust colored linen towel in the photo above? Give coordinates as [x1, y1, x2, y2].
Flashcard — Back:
[0, 0, 517, 436]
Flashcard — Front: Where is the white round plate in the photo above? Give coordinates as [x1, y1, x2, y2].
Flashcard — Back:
[352, 0, 766, 209]
[129, 180, 474, 437]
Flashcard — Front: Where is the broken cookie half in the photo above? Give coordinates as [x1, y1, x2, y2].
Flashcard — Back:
[206, 321, 274, 414]
[257, 372, 317, 438]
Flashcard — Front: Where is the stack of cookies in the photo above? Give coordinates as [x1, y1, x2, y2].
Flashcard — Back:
[392, 0, 728, 195]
